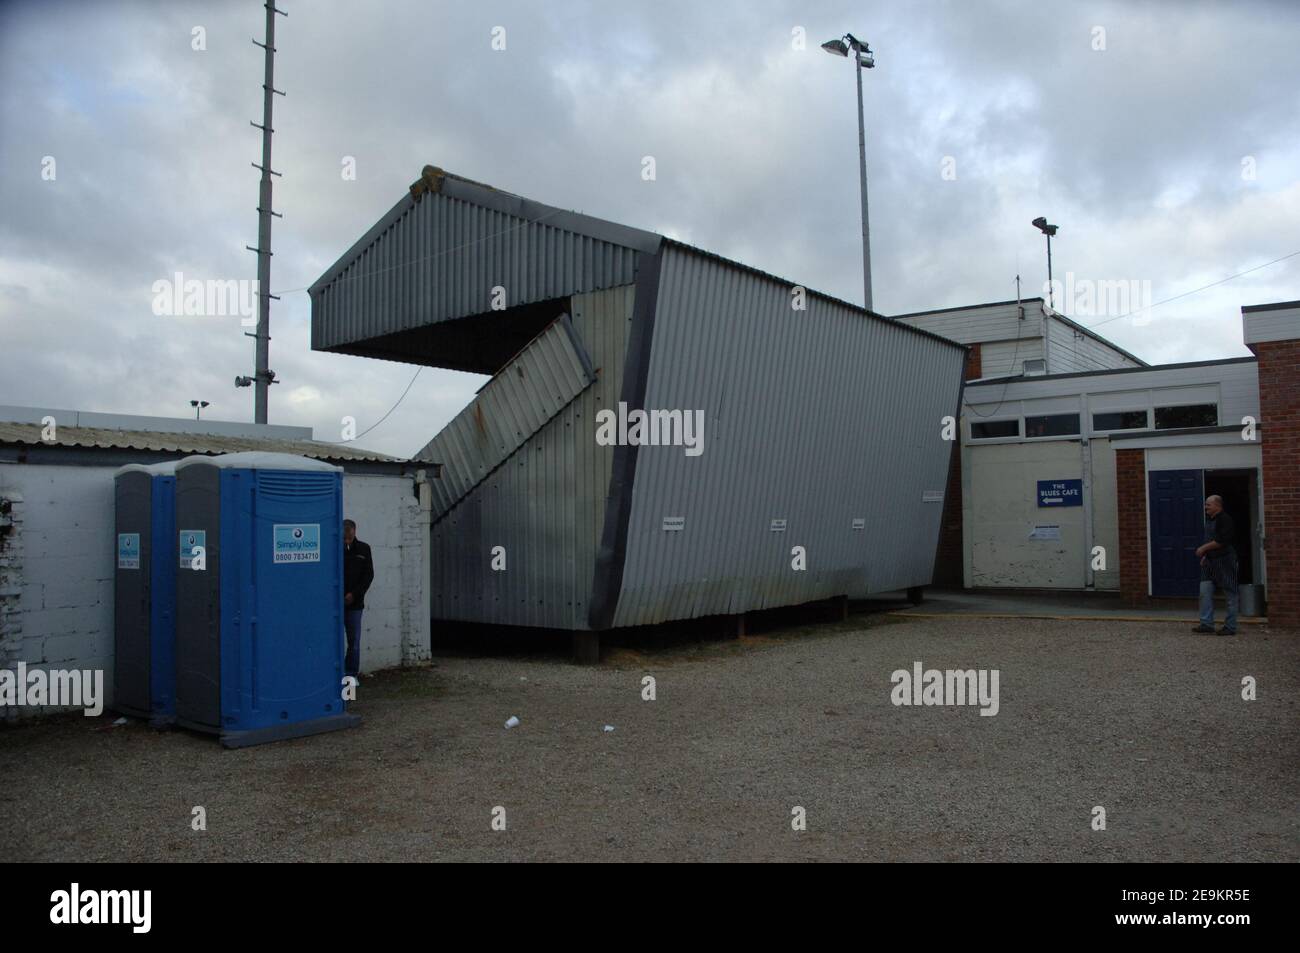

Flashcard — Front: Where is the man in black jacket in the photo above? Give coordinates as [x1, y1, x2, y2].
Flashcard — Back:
[1193, 495, 1238, 636]
[342, 519, 375, 677]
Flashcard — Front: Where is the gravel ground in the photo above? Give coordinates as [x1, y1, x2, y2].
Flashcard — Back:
[3, 613, 1297, 862]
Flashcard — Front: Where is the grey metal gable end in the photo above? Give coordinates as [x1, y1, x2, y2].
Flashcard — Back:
[309, 167, 660, 358]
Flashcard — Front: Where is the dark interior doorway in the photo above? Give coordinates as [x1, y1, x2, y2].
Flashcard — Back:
[1203, 469, 1257, 585]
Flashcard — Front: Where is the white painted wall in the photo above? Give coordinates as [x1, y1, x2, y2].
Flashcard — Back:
[979, 337, 1047, 378]
[965, 441, 1088, 588]
[1089, 437, 1120, 590]
[1242, 302, 1300, 344]
[0, 465, 115, 720]
[896, 300, 1047, 378]
[0, 461, 427, 720]
[340, 473, 425, 672]
[895, 300, 1030, 343]
[965, 359, 1259, 435]
[1047, 316, 1142, 373]
[1146, 444, 1263, 471]
[896, 301, 1143, 377]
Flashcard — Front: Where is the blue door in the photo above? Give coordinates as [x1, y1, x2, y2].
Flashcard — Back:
[1148, 469, 1203, 597]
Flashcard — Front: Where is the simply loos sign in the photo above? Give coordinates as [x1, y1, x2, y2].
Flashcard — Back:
[117, 533, 140, 570]
[273, 524, 321, 563]
[1037, 479, 1083, 507]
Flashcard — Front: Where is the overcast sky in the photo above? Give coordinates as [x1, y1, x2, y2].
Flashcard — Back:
[2, 0, 1297, 457]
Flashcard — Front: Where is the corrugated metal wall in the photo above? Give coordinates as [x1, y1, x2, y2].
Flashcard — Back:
[428, 285, 635, 628]
[417, 316, 595, 520]
[611, 245, 966, 627]
[312, 190, 640, 351]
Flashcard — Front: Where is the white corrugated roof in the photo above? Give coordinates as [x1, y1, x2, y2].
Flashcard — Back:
[173, 451, 343, 473]
[0, 421, 403, 464]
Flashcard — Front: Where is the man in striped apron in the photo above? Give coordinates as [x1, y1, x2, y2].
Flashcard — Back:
[1192, 495, 1238, 636]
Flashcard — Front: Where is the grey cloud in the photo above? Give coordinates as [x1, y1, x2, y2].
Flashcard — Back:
[1, 0, 1296, 456]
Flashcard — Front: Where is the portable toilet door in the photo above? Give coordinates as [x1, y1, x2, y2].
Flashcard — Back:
[113, 461, 178, 726]
[173, 452, 359, 748]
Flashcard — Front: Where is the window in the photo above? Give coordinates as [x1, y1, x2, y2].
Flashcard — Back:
[970, 419, 1020, 439]
[1024, 413, 1081, 438]
[1092, 410, 1148, 431]
[1155, 403, 1218, 429]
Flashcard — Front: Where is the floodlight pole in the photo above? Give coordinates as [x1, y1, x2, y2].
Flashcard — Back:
[1044, 231, 1054, 309]
[1032, 217, 1059, 310]
[824, 33, 875, 312]
[853, 45, 872, 312]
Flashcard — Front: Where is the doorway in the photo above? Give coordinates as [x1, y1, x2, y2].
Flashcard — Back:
[1203, 469, 1258, 585]
[1148, 469, 1203, 597]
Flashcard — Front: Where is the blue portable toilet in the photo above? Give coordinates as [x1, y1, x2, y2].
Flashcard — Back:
[173, 452, 360, 747]
[113, 461, 178, 726]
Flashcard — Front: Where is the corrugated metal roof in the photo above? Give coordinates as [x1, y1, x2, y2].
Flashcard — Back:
[0, 422, 404, 464]
[310, 165, 964, 368]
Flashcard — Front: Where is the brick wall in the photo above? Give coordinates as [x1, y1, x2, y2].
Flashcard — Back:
[933, 345, 981, 587]
[1116, 447, 1148, 605]
[964, 344, 983, 392]
[1251, 339, 1300, 626]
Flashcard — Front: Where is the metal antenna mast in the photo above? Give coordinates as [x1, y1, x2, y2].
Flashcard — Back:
[241, 1, 286, 423]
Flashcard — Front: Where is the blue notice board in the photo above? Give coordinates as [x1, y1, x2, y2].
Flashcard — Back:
[1037, 479, 1083, 507]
